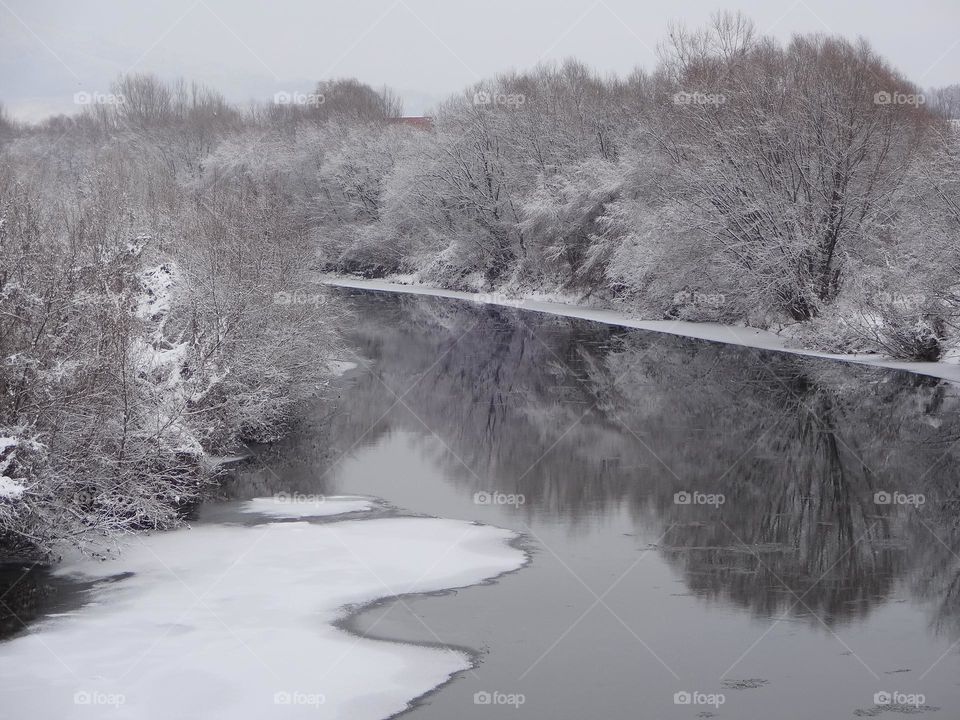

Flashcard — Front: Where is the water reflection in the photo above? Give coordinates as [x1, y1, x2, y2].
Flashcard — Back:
[0, 563, 101, 641]
[241, 290, 960, 637]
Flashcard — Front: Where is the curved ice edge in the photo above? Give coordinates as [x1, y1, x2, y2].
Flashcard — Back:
[0, 514, 530, 720]
[334, 529, 533, 720]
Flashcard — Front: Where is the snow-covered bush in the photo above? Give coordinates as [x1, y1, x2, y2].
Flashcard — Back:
[0, 433, 44, 554]
[873, 312, 948, 361]
[519, 158, 622, 288]
[0, 166, 209, 556]
[794, 280, 951, 360]
[0, 77, 346, 557]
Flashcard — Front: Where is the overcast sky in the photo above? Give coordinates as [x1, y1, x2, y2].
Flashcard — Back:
[2, 0, 958, 121]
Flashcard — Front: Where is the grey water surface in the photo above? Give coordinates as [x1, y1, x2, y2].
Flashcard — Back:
[224, 288, 960, 719]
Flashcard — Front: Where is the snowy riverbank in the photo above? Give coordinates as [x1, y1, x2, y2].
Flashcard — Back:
[323, 276, 960, 385]
[0, 497, 526, 719]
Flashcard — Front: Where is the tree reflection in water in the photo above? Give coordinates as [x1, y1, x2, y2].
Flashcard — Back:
[237, 290, 960, 639]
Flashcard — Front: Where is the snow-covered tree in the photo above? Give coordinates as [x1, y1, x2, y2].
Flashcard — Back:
[647, 13, 939, 320]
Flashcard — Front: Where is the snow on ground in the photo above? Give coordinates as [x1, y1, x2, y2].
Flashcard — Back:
[0, 475, 24, 500]
[0, 515, 524, 719]
[323, 276, 960, 384]
[241, 495, 375, 518]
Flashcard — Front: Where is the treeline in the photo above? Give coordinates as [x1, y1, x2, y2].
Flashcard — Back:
[0, 78, 387, 555]
[1, 11, 958, 554]
[316, 14, 959, 360]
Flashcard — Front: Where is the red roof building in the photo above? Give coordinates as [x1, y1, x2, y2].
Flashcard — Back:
[387, 116, 434, 131]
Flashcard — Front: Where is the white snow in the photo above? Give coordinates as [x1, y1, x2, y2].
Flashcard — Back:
[130, 262, 206, 457]
[327, 359, 358, 377]
[132, 264, 185, 376]
[0, 475, 24, 500]
[0, 436, 26, 499]
[323, 276, 960, 384]
[241, 495, 375, 518]
[0, 516, 524, 719]
[135, 264, 177, 325]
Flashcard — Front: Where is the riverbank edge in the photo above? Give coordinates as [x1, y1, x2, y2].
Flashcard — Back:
[321, 275, 960, 385]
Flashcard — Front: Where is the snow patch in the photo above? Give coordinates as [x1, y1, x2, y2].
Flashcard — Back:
[0, 516, 524, 719]
[0, 475, 25, 500]
[130, 262, 205, 457]
[0, 435, 27, 499]
[135, 264, 177, 326]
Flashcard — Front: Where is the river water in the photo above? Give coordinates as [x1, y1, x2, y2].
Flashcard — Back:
[227, 288, 960, 718]
[4, 287, 960, 719]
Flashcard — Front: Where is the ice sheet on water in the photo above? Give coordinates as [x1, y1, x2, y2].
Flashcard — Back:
[0, 515, 525, 719]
